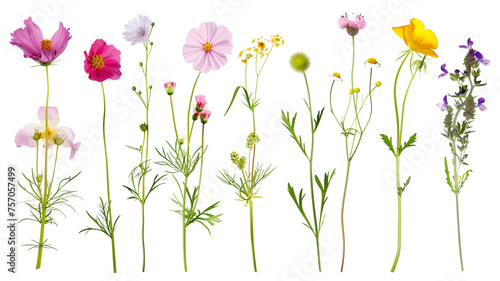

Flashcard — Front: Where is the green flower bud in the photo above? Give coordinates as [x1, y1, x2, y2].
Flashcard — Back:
[230, 152, 239, 164]
[132, 86, 136, 91]
[444, 106, 453, 129]
[32, 129, 41, 141]
[53, 134, 65, 146]
[37, 174, 43, 183]
[237, 156, 247, 171]
[140, 123, 148, 132]
[289, 52, 310, 72]
[463, 94, 476, 120]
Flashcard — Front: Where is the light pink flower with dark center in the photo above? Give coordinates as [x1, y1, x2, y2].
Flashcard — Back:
[182, 22, 233, 73]
[10, 17, 71, 65]
[15, 107, 81, 159]
[338, 13, 366, 36]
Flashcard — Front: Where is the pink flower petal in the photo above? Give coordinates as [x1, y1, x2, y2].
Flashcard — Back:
[182, 44, 204, 63]
[102, 59, 122, 80]
[49, 22, 71, 59]
[211, 24, 232, 47]
[10, 17, 44, 61]
[199, 22, 218, 43]
[185, 28, 205, 46]
[15, 123, 41, 148]
[212, 39, 233, 54]
[38, 106, 59, 128]
[56, 126, 80, 159]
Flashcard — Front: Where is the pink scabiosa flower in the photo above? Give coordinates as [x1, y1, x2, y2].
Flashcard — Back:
[15, 107, 81, 159]
[123, 15, 152, 45]
[182, 22, 233, 73]
[338, 13, 366, 36]
[195, 95, 207, 112]
[84, 39, 122, 82]
[10, 17, 71, 65]
[164, 82, 176, 95]
[200, 109, 212, 124]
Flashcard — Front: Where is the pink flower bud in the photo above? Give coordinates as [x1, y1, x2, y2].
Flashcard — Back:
[164, 82, 176, 95]
[200, 109, 212, 124]
[195, 95, 208, 112]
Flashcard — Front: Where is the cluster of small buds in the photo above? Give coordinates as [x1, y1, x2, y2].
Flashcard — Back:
[246, 132, 260, 148]
[463, 94, 476, 120]
[238, 34, 284, 63]
[32, 129, 41, 141]
[230, 152, 247, 171]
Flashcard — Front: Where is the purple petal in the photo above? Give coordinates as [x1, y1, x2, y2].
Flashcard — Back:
[479, 104, 487, 111]
[480, 59, 490, 66]
[467, 38, 473, 47]
[437, 103, 446, 112]
[475, 51, 484, 60]
[459, 45, 467, 49]
[443, 95, 448, 107]
[454, 69, 460, 74]
[477, 97, 485, 105]
[10, 17, 44, 61]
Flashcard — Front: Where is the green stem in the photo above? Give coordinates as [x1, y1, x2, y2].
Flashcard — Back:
[36, 66, 50, 269]
[340, 159, 351, 272]
[49, 145, 60, 192]
[170, 95, 180, 144]
[391, 156, 402, 272]
[191, 124, 205, 222]
[249, 200, 257, 272]
[187, 72, 202, 143]
[35, 141, 39, 177]
[101, 82, 117, 273]
[303, 72, 321, 272]
[455, 192, 464, 271]
[393, 52, 410, 145]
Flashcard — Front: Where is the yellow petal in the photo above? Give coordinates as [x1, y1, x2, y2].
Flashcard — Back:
[417, 29, 438, 49]
[409, 18, 425, 41]
[392, 25, 407, 40]
[409, 43, 438, 58]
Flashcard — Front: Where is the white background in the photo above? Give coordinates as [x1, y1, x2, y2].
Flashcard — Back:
[1, 0, 500, 280]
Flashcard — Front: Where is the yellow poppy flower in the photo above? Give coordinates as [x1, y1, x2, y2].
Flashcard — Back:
[392, 18, 438, 58]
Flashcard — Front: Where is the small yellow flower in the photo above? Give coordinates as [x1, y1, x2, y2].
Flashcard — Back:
[349, 87, 360, 94]
[331, 72, 343, 81]
[375, 81, 382, 87]
[365, 58, 381, 67]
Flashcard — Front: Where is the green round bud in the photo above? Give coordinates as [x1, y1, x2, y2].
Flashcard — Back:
[132, 86, 136, 91]
[151, 22, 155, 27]
[138, 91, 142, 95]
[139, 62, 143, 67]
[32, 129, 41, 141]
[289, 52, 310, 72]
[149, 85, 152, 89]
[140, 123, 148, 132]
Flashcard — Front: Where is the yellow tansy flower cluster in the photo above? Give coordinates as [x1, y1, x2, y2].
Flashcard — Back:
[238, 34, 284, 63]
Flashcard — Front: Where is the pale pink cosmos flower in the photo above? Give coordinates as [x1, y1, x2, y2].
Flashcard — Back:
[200, 109, 212, 124]
[15, 107, 81, 159]
[182, 22, 233, 73]
[195, 95, 207, 112]
[338, 13, 366, 36]
[123, 15, 152, 46]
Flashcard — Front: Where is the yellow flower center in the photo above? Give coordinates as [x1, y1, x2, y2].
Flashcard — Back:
[91, 55, 105, 69]
[367, 58, 378, 64]
[203, 42, 213, 52]
[40, 128, 56, 143]
[41, 39, 52, 51]
[332, 72, 341, 78]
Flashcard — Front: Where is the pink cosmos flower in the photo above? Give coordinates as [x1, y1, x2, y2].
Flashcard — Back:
[182, 22, 233, 73]
[338, 13, 366, 36]
[164, 82, 176, 95]
[10, 17, 71, 65]
[200, 109, 212, 124]
[15, 107, 81, 159]
[84, 39, 122, 82]
[195, 95, 207, 112]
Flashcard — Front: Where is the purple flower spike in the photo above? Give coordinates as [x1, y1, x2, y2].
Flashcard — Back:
[475, 97, 487, 111]
[437, 95, 449, 111]
[474, 51, 490, 66]
[459, 38, 473, 49]
[438, 64, 448, 78]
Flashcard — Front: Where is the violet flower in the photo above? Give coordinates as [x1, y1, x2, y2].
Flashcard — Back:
[437, 95, 449, 111]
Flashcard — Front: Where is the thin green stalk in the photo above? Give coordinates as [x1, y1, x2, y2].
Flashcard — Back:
[49, 145, 60, 190]
[249, 200, 257, 272]
[340, 159, 351, 272]
[187, 72, 202, 142]
[170, 95, 180, 143]
[36, 66, 50, 269]
[191, 124, 205, 222]
[101, 82, 117, 273]
[35, 141, 39, 177]
[303, 72, 321, 272]
[455, 192, 464, 271]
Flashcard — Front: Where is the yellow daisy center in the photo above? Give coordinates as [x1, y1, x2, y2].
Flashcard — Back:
[332, 72, 341, 78]
[366, 58, 378, 64]
[41, 39, 52, 51]
[40, 128, 56, 143]
[203, 42, 213, 52]
[91, 55, 105, 69]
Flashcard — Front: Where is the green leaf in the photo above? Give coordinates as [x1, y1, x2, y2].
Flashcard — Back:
[224, 86, 250, 116]
[399, 133, 417, 154]
[380, 134, 395, 156]
[444, 157, 454, 192]
[313, 108, 325, 133]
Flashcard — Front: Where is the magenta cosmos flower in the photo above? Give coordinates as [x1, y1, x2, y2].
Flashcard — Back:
[10, 17, 71, 65]
[84, 39, 122, 82]
[182, 22, 233, 73]
[338, 13, 366, 36]
[15, 107, 81, 159]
